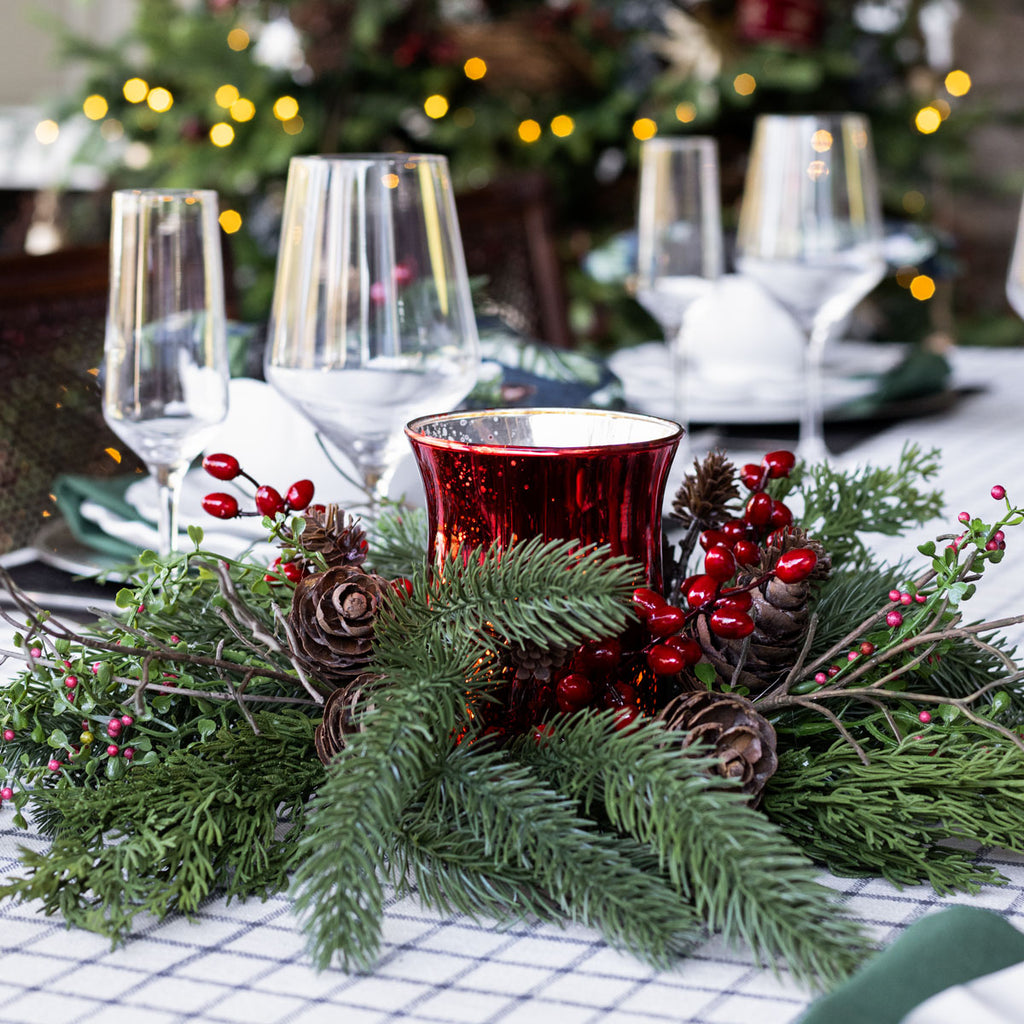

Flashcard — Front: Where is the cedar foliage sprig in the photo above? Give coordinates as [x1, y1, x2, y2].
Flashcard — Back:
[778, 443, 944, 569]
[0, 711, 322, 940]
[763, 724, 1024, 890]
[516, 712, 872, 990]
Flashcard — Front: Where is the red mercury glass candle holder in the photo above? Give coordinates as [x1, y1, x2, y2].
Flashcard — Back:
[405, 408, 683, 588]
[406, 408, 683, 730]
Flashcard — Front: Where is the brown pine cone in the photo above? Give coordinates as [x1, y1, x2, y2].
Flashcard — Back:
[655, 690, 778, 801]
[670, 450, 741, 530]
[314, 673, 381, 764]
[288, 565, 389, 687]
[285, 504, 368, 569]
[696, 528, 831, 695]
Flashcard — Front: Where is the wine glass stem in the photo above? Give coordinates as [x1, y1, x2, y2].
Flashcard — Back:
[152, 463, 186, 557]
[669, 322, 691, 466]
[799, 325, 829, 464]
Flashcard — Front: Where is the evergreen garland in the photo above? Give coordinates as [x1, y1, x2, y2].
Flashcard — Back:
[2, 446, 1024, 994]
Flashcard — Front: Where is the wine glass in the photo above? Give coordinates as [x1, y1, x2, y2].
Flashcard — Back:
[102, 188, 230, 556]
[736, 113, 885, 462]
[634, 136, 724, 445]
[1006, 190, 1024, 320]
[264, 153, 480, 516]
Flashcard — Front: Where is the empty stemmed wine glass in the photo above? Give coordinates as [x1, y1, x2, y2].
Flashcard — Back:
[736, 113, 886, 462]
[1006, 190, 1024, 320]
[102, 188, 230, 556]
[634, 136, 724, 444]
[264, 154, 480, 517]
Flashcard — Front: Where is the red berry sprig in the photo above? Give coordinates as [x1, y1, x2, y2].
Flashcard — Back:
[200, 453, 315, 521]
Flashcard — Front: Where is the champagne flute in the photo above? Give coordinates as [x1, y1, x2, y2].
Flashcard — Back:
[102, 189, 230, 556]
[634, 136, 724, 446]
[264, 153, 480, 516]
[1006, 190, 1024, 320]
[736, 113, 885, 462]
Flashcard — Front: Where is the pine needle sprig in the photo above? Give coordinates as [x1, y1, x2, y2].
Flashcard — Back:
[764, 730, 1024, 890]
[290, 633, 487, 972]
[0, 711, 322, 941]
[518, 712, 873, 989]
[380, 538, 638, 652]
[403, 742, 703, 967]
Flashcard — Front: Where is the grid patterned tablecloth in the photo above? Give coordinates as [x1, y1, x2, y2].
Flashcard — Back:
[2, 344, 1024, 1024]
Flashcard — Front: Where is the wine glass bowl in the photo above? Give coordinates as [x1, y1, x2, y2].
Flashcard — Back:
[264, 153, 480, 513]
[736, 113, 885, 461]
[102, 188, 230, 556]
[634, 136, 724, 445]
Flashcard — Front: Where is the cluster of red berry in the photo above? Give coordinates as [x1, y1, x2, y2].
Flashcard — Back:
[200, 453, 315, 521]
[648, 449, 816, 655]
[536, 450, 820, 728]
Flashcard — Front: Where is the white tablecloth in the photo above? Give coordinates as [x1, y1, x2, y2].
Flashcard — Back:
[2, 344, 1024, 1024]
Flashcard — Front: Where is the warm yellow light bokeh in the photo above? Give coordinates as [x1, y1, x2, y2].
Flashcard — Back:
[35, 119, 59, 144]
[273, 96, 299, 121]
[915, 106, 942, 134]
[219, 210, 243, 234]
[123, 77, 149, 103]
[282, 116, 304, 135]
[632, 117, 657, 141]
[227, 28, 250, 51]
[231, 98, 255, 122]
[518, 119, 542, 143]
[806, 159, 829, 181]
[934, 98, 951, 119]
[382, 173, 400, 189]
[210, 122, 235, 147]
[464, 57, 487, 80]
[733, 73, 756, 96]
[215, 84, 239, 108]
[550, 114, 575, 138]
[83, 95, 108, 121]
[910, 274, 936, 300]
[945, 69, 972, 97]
[424, 94, 449, 119]
[811, 129, 833, 152]
[147, 87, 173, 113]
[675, 102, 696, 123]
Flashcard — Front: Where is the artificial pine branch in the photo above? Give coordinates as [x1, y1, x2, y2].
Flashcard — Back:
[403, 742, 703, 968]
[383, 538, 638, 652]
[290, 631, 489, 972]
[764, 728, 1024, 890]
[0, 711, 322, 941]
[517, 712, 872, 990]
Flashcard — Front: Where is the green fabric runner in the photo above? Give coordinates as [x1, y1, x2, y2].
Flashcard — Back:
[800, 905, 1024, 1024]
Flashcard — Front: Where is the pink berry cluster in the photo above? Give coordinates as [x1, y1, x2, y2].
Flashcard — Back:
[201, 453, 315, 522]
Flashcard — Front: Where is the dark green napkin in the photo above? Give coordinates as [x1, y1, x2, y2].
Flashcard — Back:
[800, 905, 1024, 1024]
[52, 474, 145, 561]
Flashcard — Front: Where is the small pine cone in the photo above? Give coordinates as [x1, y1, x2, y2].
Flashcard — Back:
[671, 450, 741, 530]
[696, 529, 831, 695]
[314, 673, 381, 764]
[285, 504, 368, 569]
[507, 639, 572, 683]
[655, 690, 778, 801]
[289, 565, 389, 686]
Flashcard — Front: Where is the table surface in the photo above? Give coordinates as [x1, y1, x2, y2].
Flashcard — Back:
[2, 344, 1024, 1024]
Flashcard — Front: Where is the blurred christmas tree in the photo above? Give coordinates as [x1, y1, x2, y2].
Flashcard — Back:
[53, 0, 1005, 345]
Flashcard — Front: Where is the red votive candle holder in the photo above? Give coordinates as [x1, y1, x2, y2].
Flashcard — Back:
[404, 407, 683, 589]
